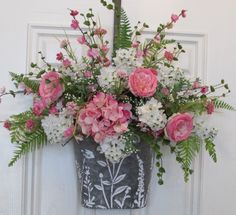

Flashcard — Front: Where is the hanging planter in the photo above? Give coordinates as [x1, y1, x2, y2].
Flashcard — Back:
[74, 138, 154, 209]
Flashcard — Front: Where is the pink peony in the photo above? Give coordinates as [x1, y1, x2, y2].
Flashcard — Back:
[78, 93, 132, 143]
[64, 127, 74, 138]
[33, 100, 46, 116]
[77, 35, 86, 45]
[164, 51, 174, 62]
[3, 121, 11, 130]
[128, 68, 158, 97]
[71, 20, 79, 30]
[207, 101, 215, 114]
[87, 48, 100, 59]
[70, 10, 79, 17]
[165, 113, 193, 143]
[56, 52, 63, 61]
[39, 72, 64, 104]
[25, 119, 36, 131]
[171, 14, 179, 23]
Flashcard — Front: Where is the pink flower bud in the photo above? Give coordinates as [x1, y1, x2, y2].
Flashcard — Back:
[193, 81, 201, 89]
[64, 127, 74, 138]
[60, 40, 69, 49]
[56, 52, 64, 61]
[154, 35, 161, 43]
[201, 86, 209, 94]
[77, 35, 86, 45]
[207, 101, 215, 114]
[161, 87, 170, 96]
[50, 106, 58, 115]
[171, 14, 179, 23]
[70, 10, 79, 17]
[3, 121, 11, 130]
[94, 28, 107, 36]
[164, 51, 174, 62]
[132, 41, 139, 48]
[71, 20, 79, 30]
[87, 48, 100, 59]
[63, 59, 72, 68]
[25, 119, 36, 131]
[84, 71, 92, 78]
[181, 9, 187, 18]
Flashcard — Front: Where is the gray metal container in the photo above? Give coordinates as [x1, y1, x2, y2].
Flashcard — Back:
[74, 138, 154, 209]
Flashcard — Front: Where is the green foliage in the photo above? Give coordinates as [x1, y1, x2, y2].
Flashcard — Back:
[176, 136, 200, 182]
[205, 138, 217, 162]
[113, 8, 132, 53]
[213, 99, 235, 111]
[10, 72, 39, 93]
[8, 111, 47, 166]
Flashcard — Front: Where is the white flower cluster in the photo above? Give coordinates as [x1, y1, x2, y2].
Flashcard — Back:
[194, 120, 218, 140]
[98, 136, 128, 163]
[113, 48, 143, 73]
[137, 98, 167, 132]
[97, 67, 117, 91]
[41, 109, 73, 144]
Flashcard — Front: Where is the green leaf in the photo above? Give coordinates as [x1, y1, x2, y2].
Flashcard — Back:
[205, 138, 217, 162]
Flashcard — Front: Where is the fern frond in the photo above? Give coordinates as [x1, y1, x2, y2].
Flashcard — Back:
[113, 8, 132, 54]
[9, 72, 39, 93]
[8, 111, 47, 166]
[176, 136, 200, 182]
[213, 99, 235, 111]
[205, 138, 217, 162]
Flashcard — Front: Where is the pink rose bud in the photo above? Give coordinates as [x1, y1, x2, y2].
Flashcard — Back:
[63, 59, 72, 68]
[201, 86, 209, 94]
[207, 101, 215, 114]
[132, 41, 139, 48]
[84, 71, 92, 78]
[77, 35, 86, 45]
[56, 52, 64, 61]
[164, 51, 174, 62]
[70, 10, 79, 17]
[193, 81, 201, 89]
[161, 87, 170, 96]
[71, 20, 79, 30]
[64, 127, 74, 138]
[3, 121, 11, 130]
[171, 14, 179, 23]
[25, 119, 36, 131]
[60, 40, 69, 49]
[101, 44, 109, 54]
[181, 9, 187, 18]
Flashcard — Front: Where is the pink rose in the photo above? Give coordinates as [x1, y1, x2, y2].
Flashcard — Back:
[71, 20, 79, 30]
[128, 68, 158, 97]
[165, 113, 193, 143]
[201, 86, 209, 94]
[63, 59, 71, 68]
[39, 72, 64, 104]
[171, 14, 179, 23]
[164, 51, 174, 62]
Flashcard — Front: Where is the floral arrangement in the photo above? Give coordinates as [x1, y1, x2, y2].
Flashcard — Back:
[1, 4, 234, 184]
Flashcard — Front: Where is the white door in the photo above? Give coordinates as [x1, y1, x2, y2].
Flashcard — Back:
[0, 1, 235, 215]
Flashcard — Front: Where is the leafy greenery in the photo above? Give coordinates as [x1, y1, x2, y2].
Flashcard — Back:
[8, 111, 47, 166]
[10, 72, 39, 93]
[205, 138, 217, 162]
[176, 136, 200, 182]
[213, 99, 235, 111]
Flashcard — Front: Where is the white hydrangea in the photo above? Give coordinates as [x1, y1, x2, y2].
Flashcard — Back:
[97, 66, 118, 91]
[137, 98, 167, 132]
[113, 48, 143, 73]
[98, 136, 128, 163]
[41, 109, 73, 144]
